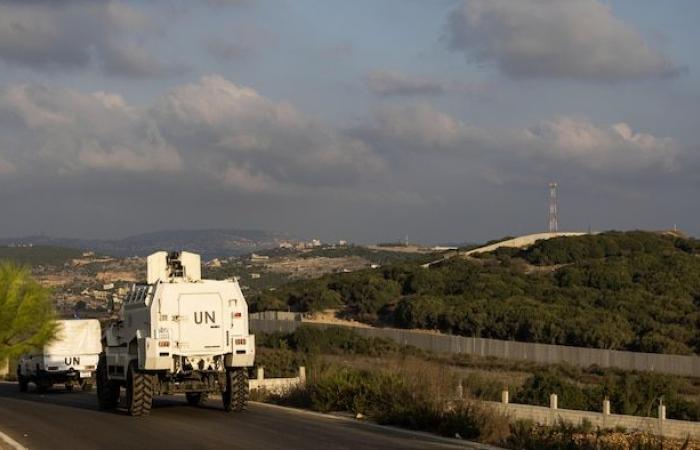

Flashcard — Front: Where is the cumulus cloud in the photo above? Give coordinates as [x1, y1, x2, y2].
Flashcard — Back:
[0, 0, 183, 77]
[355, 104, 679, 178]
[0, 76, 383, 192]
[522, 117, 678, 172]
[445, 0, 680, 81]
[152, 75, 383, 192]
[0, 83, 182, 173]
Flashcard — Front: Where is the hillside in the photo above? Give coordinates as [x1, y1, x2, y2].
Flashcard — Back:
[0, 246, 83, 266]
[204, 245, 440, 295]
[0, 228, 287, 259]
[253, 231, 700, 355]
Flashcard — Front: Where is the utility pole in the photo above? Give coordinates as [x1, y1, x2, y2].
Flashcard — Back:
[548, 182, 558, 233]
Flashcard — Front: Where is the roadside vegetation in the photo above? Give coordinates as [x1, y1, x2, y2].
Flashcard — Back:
[254, 326, 700, 449]
[253, 231, 700, 355]
[0, 262, 57, 360]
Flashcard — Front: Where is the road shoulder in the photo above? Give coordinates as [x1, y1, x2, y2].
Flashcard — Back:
[0, 428, 25, 450]
[250, 401, 503, 450]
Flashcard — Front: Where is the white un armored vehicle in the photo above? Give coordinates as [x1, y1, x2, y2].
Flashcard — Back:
[97, 251, 255, 416]
[17, 319, 102, 393]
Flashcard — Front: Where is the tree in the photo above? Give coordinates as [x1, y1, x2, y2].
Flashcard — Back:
[0, 262, 57, 359]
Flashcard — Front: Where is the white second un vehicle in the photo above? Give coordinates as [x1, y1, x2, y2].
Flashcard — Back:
[97, 251, 255, 416]
[17, 319, 101, 393]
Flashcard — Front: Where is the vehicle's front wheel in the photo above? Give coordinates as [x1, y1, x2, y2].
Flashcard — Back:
[96, 353, 120, 410]
[17, 368, 28, 393]
[125, 362, 154, 417]
[222, 369, 248, 413]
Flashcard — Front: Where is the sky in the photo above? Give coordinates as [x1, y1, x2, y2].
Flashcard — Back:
[0, 0, 698, 244]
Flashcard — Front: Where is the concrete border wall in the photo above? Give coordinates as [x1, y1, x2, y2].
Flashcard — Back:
[251, 311, 302, 321]
[249, 367, 306, 395]
[249, 319, 700, 377]
[488, 401, 700, 440]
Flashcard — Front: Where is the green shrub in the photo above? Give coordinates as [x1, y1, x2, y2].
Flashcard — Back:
[256, 326, 420, 358]
[270, 361, 510, 444]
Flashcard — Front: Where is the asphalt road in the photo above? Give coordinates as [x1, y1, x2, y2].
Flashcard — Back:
[0, 382, 492, 450]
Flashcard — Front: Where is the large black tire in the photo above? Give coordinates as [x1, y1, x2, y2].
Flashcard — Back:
[17, 374, 29, 392]
[17, 368, 28, 393]
[125, 362, 154, 417]
[96, 353, 120, 410]
[222, 369, 248, 413]
[185, 392, 208, 406]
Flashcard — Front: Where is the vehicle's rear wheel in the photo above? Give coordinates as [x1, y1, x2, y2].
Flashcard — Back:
[185, 392, 208, 406]
[80, 379, 93, 392]
[126, 362, 154, 417]
[96, 353, 120, 410]
[17, 368, 28, 393]
[222, 368, 248, 413]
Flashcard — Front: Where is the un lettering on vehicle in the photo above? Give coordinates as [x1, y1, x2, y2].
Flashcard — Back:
[64, 356, 80, 365]
[194, 311, 216, 324]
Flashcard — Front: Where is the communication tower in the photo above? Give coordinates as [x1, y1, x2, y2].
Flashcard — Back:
[548, 182, 558, 233]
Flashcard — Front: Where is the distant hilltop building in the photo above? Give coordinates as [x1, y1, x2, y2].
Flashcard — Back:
[206, 258, 222, 268]
[278, 241, 294, 249]
[250, 253, 269, 262]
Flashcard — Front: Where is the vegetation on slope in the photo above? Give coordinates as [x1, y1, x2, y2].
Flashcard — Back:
[255, 326, 700, 448]
[0, 246, 83, 266]
[256, 326, 700, 421]
[253, 231, 700, 354]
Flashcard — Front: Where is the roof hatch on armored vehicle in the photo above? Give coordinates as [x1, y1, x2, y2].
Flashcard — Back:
[147, 251, 201, 284]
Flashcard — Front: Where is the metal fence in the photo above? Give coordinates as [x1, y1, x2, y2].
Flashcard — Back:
[250, 319, 700, 377]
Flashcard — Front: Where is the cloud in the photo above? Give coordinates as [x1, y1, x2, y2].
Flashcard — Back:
[445, 0, 681, 81]
[0, 76, 690, 241]
[0, 76, 383, 192]
[0, 0, 181, 78]
[367, 70, 486, 97]
[100, 42, 188, 78]
[368, 70, 448, 96]
[0, 158, 15, 175]
[522, 117, 678, 172]
[0, 83, 182, 173]
[0, 76, 681, 196]
[152, 75, 384, 192]
[354, 105, 680, 179]
[204, 27, 275, 61]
